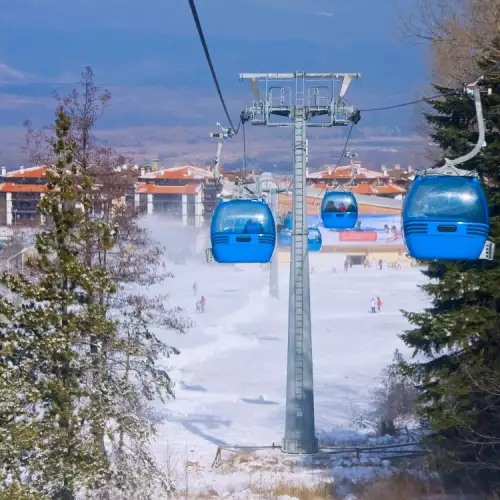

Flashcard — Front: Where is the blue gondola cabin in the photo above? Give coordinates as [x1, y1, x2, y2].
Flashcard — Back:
[308, 227, 322, 251]
[321, 192, 358, 229]
[210, 199, 276, 263]
[402, 175, 489, 261]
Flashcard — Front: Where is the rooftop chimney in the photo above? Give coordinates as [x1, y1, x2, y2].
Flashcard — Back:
[133, 164, 139, 170]
[327, 166, 332, 176]
[395, 164, 401, 170]
[20, 165, 24, 173]
[140, 167, 145, 177]
[1, 166, 6, 176]
[408, 165, 413, 172]
[122, 163, 128, 170]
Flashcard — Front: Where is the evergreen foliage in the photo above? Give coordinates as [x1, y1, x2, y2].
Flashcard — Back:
[0, 107, 117, 499]
[400, 62, 500, 493]
[0, 71, 192, 498]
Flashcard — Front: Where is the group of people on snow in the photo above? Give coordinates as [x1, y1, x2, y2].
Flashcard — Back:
[371, 296, 383, 313]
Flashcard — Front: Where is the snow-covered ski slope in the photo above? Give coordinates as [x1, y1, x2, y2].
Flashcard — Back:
[147, 247, 427, 464]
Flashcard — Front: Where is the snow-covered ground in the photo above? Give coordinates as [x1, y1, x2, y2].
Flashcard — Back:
[144, 223, 430, 497]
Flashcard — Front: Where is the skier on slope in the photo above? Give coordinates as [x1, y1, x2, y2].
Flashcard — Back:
[377, 296, 382, 312]
[371, 297, 376, 313]
[200, 295, 206, 313]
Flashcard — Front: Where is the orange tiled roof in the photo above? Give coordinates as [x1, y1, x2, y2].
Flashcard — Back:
[4, 166, 46, 179]
[135, 183, 202, 195]
[350, 183, 406, 195]
[311, 182, 405, 195]
[0, 182, 48, 193]
[141, 165, 213, 181]
[308, 165, 385, 180]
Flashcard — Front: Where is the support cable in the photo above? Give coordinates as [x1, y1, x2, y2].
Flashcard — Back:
[187, 0, 239, 133]
[358, 91, 458, 112]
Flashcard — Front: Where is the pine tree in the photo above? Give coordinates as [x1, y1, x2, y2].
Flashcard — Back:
[400, 58, 500, 492]
[0, 107, 117, 499]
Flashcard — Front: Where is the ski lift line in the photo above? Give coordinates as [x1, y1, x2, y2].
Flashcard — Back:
[187, 0, 239, 133]
[359, 62, 500, 113]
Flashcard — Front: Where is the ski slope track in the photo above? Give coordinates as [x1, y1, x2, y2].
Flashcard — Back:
[143, 224, 429, 497]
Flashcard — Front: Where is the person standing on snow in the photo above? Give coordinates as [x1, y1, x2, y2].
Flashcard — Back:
[371, 297, 376, 313]
[377, 296, 382, 312]
[200, 295, 206, 313]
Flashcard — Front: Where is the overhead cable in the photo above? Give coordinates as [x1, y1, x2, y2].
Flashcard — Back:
[358, 90, 459, 112]
[187, 0, 238, 132]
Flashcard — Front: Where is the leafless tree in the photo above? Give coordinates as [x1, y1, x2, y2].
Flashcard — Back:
[398, 0, 500, 85]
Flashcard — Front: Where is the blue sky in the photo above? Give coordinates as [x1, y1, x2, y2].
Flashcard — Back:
[0, 0, 430, 169]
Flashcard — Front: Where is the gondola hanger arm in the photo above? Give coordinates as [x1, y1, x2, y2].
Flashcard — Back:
[436, 78, 490, 175]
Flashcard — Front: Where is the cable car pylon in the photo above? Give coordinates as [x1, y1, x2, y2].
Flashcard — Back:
[240, 72, 361, 454]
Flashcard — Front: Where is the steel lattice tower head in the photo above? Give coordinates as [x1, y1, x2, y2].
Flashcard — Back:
[239, 72, 361, 454]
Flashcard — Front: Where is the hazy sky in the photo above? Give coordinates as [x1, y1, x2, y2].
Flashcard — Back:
[0, 0, 431, 168]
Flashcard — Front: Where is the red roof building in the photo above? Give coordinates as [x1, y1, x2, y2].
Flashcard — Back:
[0, 166, 49, 226]
[0, 164, 148, 226]
[306, 161, 407, 198]
[134, 165, 217, 226]
[312, 182, 405, 197]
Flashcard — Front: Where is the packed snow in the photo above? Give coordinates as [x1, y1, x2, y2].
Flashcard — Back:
[142, 220, 430, 497]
